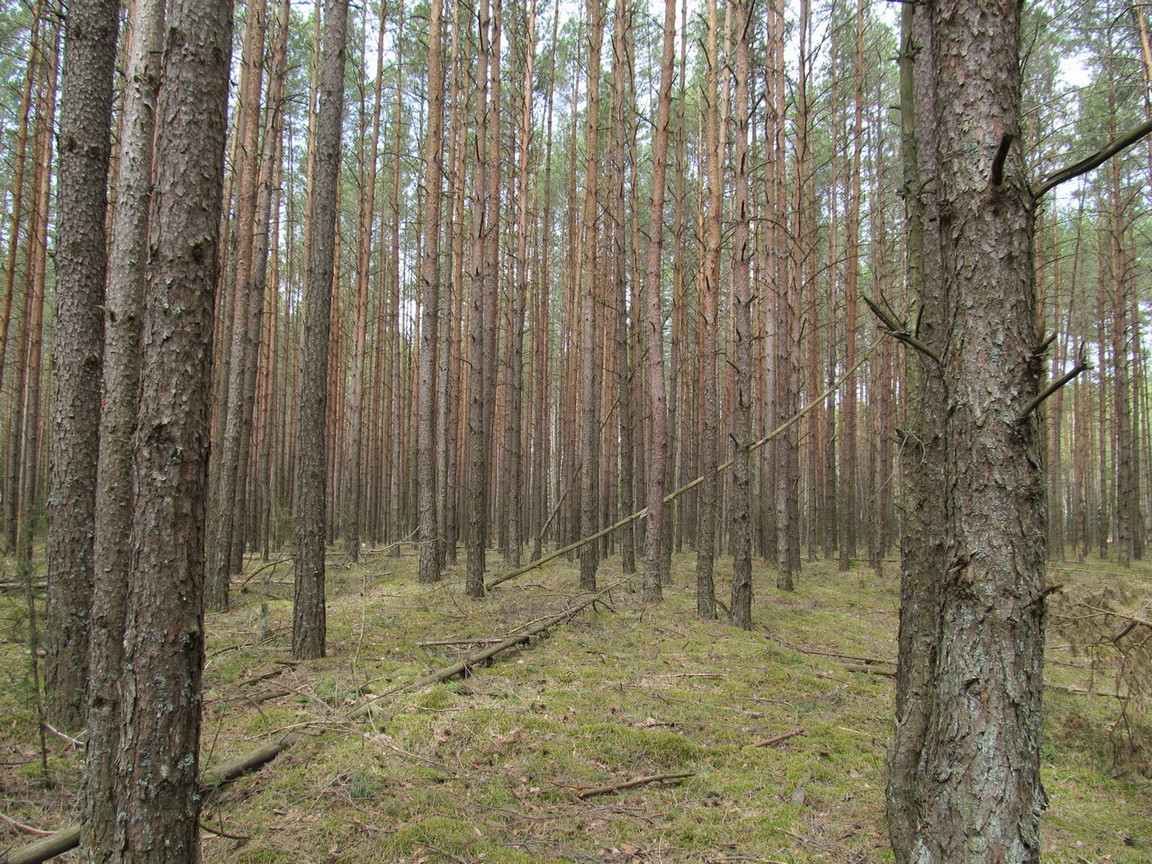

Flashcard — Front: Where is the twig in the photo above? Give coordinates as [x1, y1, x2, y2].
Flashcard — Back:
[0, 811, 53, 836]
[41, 722, 84, 749]
[767, 636, 894, 667]
[844, 663, 897, 678]
[238, 556, 293, 590]
[418, 637, 509, 648]
[1046, 683, 1129, 700]
[419, 844, 470, 864]
[754, 727, 806, 748]
[199, 820, 251, 841]
[573, 772, 695, 800]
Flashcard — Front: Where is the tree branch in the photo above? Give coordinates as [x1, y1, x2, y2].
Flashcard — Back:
[1035, 117, 1152, 199]
[1017, 359, 1089, 421]
[861, 293, 941, 363]
[990, 132, 1013, 185]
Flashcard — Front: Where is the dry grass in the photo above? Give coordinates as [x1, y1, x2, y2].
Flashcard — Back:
[1, 549, 1149, 863]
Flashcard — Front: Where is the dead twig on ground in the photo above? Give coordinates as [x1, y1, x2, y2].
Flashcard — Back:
[754, 727, 806, 748]
[572, 772, 695, 800]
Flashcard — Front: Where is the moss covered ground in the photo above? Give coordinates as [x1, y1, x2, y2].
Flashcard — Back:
[1, 550, 1149, 863]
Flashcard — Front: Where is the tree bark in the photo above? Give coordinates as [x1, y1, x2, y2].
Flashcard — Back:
[82, 0, 162, 856]
[888, 0, 1049, 859]
[293, 0, 349, 659]
[109, 0, 233, 857]
[728, 0, 752, 631]
[44, 0, 118, 731]
[418, 0, 446, 584]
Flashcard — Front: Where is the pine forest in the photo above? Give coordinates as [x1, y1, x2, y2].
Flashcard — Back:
[1, 0, 1152, 860]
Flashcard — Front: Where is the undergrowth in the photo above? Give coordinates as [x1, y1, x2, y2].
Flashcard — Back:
[1, 550, 1149, 863]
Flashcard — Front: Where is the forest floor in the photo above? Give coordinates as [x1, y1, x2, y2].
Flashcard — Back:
[1, 548, 1150, 863]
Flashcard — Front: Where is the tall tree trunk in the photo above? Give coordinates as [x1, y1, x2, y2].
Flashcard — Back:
[641, 0, 677, 601]
[44, 0, 118, 731]
[695, 0, 721, 618]
[889, 0, 1049, 858]
[418, 0, 446, 584]
[885, 2, 948, 855]
[838, 0, 864, 572]
[578, 0, 605, 591]
[729, 0, 753, 630]
[205, 0, 266, 610]
[293, 0, 349, 659]
[504, 0, 535, 569]
[466, 0, 494, 598]
[109, 0, 233, 857]
[83, 0, 164, 855]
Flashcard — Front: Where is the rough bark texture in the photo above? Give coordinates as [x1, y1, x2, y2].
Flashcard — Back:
[205, 0, 266, 611]
[888, 0, 1048, 860]
[82, 0, 163, 857]
[465, 0, 493, 599]
[43, 0, 117, 731]
[417, 0, 444, 584]
[728, 0, 752, 631]
[110, 0, 233, 858]
[293, 0, 348, 659]
[695, 0, 721, 619]
[641, 0, 676, 602]
[578, 0, 605, 593]
[886, 2, 948, 857]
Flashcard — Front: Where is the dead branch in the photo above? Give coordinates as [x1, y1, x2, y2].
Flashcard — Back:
[1046, 683, 1130, 700]
[753, 727, 806, 748]
[1035, 117, 1152, 198]
[3, 826, 81, 864]
[237, 555, 293, 590]
[350, 580, 627, 718]
[7, 585, 619, 864]
[844, 663, 897, 678]
[861, 292, 941, 363]
[418, 637, 509, 648]
[1017, 359, 1089, 421]
[767, 636, 894, 667]
[487, 346, 878, 590]
[573, 772, 695, 800]
[0, 812, 53, 836]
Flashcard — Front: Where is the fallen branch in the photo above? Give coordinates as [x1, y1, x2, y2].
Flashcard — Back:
[754, 727, 806, 748]
[237, 556, 293, 590]
[573, 772, 695, 800]
[1045, 682, 1130, 700]
[844, 663, 897, 678]
[767, 636, 894, 667]
[487, 346, 877, 590]
[350, 580, 626, 718]
[7, 584, 621, 864]
[418, 637, 509, 648]
[0, 581, 46, 592]
[4, 826, 81, 864]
